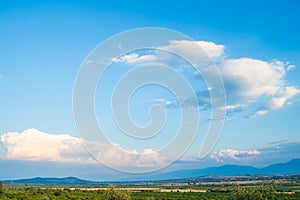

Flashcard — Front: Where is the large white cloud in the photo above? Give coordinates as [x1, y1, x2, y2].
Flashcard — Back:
[112, 40, 299, 118]
[218, 58, 299, 117]
[0, 128, 86, 162]
[220, 59, 285, 99]
[0, 129, 165, 166]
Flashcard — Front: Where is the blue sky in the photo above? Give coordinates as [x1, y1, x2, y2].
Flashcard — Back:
[1, 0, 300, 180]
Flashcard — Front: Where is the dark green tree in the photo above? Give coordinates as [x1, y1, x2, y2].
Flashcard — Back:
[0, 180, 3, 194]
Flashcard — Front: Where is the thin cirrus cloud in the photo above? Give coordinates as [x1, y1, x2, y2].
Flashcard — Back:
[113, 40, 299, 119]
[0, 128, 166, 166]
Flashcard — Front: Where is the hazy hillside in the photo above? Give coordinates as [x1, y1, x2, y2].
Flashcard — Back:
[4, 159, 300, 184]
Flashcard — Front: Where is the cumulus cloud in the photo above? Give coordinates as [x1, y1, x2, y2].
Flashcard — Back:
[210, 149, 260, 162]
[160, 40, 225, 65]
[96, 146, 165, 167]
[112, 40, 225, 67]
[218, 58, 300, 117]
[112, 39, 299, 119]
[267, 86, 299, 109]
[220, 59, 285, 99]
[0, 128, 87, 162]
[210, 140, 300, 165]
[0, 129, 166, 166]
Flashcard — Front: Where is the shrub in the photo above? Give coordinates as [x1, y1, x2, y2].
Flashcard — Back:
[229, 181, 277, 200]
[0, 180, 3, 194]
[105, 185, 131, 200]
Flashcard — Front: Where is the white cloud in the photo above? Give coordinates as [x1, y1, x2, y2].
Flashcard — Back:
[210, 149, 260, 162]
[217, 58, 299, 116]
[287, 65, 296, 71]
[256, 109, 268, 116]
[206, 58, 299, 117]
[161, 40, 225, 65]
[267, 86, 300, 110]
[112, 40, 225, 67]
[210, 140, 300, 166]
[0, 128, 87, 162]
[153, 98, 179, 108]
[112, 53, 158, 64]
[0, 129, 166, 166]
[218, 104, 242, 111]
[220, 59, 286, 99]
[96, 146, 165, 167]
[111, 40, 299, 119]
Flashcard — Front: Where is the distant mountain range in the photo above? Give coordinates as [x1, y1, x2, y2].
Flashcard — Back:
[152, 159, 300, 180]
[4, 177, 97, 185]
[4, 159, 300, 184]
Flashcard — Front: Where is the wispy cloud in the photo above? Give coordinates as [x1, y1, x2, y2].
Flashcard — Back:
[287, 65, 296, 71]
[112, 53, 158, 64]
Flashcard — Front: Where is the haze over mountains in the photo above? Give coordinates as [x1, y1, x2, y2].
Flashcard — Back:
[150, 159, 300, 180]
[4, 159, 300, 184]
